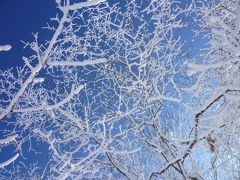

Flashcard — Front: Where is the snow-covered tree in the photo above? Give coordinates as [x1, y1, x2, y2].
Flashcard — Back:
[185, 0, 240, 179]
[0, 0, 239, 179]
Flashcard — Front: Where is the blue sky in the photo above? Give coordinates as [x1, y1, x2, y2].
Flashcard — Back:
[0, 0, 57, 69]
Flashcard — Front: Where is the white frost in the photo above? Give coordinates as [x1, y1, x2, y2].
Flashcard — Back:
[45, 84, 84, 110]
[0, 134, 18, 144]
[48, 58, 107, 66]
[33, 78, 45, 83]
[0, 45, 12, 51]
[188, 61, 229, 74]
[68, 0, 106, 10]
[186, 69, 198, 76]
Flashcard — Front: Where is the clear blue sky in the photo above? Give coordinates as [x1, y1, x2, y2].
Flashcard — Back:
[0, 0, 57, 69]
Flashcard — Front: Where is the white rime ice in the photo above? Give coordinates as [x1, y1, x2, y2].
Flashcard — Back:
[0, 45, 12, 52]
[68, 0, 106, 10]
[33, 78, 45, 83]
[0, 135, 18, 145]
[48, 58, 107, 66]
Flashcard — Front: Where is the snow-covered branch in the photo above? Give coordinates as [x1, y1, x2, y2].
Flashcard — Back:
[0, 45, 12, 52]
[45, 84, 84, 110]
[0, 135, 18, 145]
[68, 0, 106, 10]
[0, 154, 19, 168]
[48, 58, 107, 66]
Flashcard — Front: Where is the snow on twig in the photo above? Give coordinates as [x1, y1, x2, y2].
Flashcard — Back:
[0, 135, 18, 145]
[45, 84, 84, 110]
[187, 61, 229, 75]
[0, 6, 69, 121]
[0, 45, 12, 52]
[13, 85, 84, 113]
[0, 154, 19, 168]
[68, 0, 106, 10]
[48, 58, 107, 66]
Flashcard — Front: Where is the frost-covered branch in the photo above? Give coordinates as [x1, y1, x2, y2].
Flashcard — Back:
[0, 45, 12, 52]
[45, 84, 84, 110]
[48, 58, 107, 66]
[0, 135, 18, 145]
[68, 0, 106, 10]
[0, 154, 19, 169]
